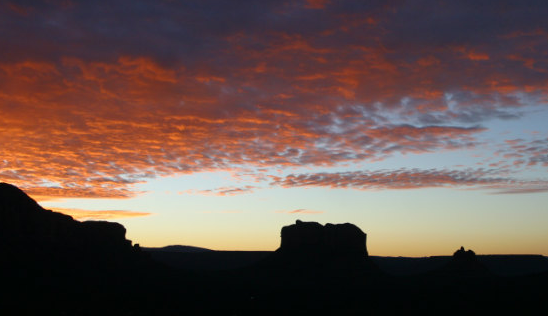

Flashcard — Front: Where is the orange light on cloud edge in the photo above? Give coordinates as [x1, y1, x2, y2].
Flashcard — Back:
[51, 208, 151, 221]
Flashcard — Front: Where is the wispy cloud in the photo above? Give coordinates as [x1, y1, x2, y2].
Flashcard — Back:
[179, 185, 257, 196]
[51, 208, 151, 220]
[270, 169, 502, 190]
[275, 209, 324, 214]
[496, 137, 548, 167]
[270, 168, 548, 194]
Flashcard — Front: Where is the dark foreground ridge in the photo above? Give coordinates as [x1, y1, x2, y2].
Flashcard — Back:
[1, 182, 547, 315]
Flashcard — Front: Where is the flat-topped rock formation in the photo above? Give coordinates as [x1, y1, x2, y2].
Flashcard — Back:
[0, 182, 140, 269]
[279, 220, 368, 256]
[257, 220, 374, 274]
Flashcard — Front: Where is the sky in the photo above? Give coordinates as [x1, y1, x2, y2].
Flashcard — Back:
[1, 0, 548, 256]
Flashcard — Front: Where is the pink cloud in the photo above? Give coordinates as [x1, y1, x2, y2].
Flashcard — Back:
[181, 186, 257, 196]
[276, 209, 324, 214]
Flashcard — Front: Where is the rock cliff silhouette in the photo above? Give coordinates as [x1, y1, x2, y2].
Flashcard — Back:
[0, 182, 143, 271]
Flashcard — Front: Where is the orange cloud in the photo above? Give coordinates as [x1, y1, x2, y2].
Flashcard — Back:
[1, 55, 492, 198]
[51, 208, 151, 220]
[417, 56, 440, 67]
[305, 0, 330, 9]
[6, 2, 32, 16]
[1, 1, 547, 199]
[467, 51, 490, 61]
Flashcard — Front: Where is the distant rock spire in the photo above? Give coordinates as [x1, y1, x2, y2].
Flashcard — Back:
[453, 246, 477, 261]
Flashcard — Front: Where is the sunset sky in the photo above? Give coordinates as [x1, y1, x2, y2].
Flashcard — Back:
[2, 0, 548, 256]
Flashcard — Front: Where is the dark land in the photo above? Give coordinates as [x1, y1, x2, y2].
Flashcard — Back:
[1, 182, 547, 315]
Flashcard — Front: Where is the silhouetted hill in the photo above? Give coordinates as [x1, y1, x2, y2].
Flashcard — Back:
[141, 250, 548, 276]
[478, 255, 548, 276]
[145, 250, 271, 270]
[371, 256, 451, 275]
[372, 255, 548, 276]
[144, 245, 213, 253]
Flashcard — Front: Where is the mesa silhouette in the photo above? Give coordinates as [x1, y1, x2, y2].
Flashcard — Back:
[255, 219, 379, 276]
